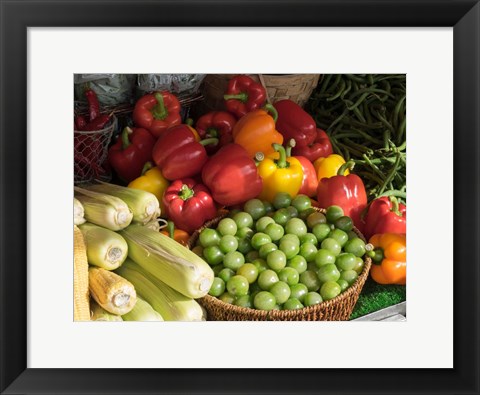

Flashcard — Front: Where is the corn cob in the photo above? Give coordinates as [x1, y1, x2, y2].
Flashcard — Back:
[74, 198, 86, 225]
[89, 267, 136, 315]
[73, 225, 90, 321]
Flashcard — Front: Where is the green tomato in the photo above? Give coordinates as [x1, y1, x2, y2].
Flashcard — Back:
[280, 234, 300, 246]
[344, 237, 367, 257]
[306, 211, 327, 229]
[217, 218, 238, 236]
[337, 279, 349, 291]
[328, 228, 349, 247]
[266, 249, 287, 271]
[325, 205, 344, 223]
[317, 263, 341, 283]
[298, 207, 316, 222]
[287, 255, 307, 274]
[347, 230, 359, 240]
[299, 242, 318, 262]
[236, 226, 254, 240]
[291, 194, 312, 212]
[226, 275, 249, 296]
[234, 294, 253, 308]
[273, 208, 290, 226]
[314, 249, 336, 268]
[259, 242, 278, 259]
[243, 198, 267, 220]
[353, 257, 365, 274]
[304, 291, 323, 306]
[251, 232, 272, 250]
[218, 268, 235, 283]
[335, 253, 357, 271]
[300, 232, 318, 246]
[257, 269, 279, 290]
[307, 261, 318, 272]
[279, 239, 300, 260]
[312, 223, 332, 243]
[278, 267, 300, 285]
[299, 270, 321, 292]
[320, 281, 341, 300]
[228, 209, 241, 218]
[245, 250, 260, 262]
[223, 251, 245, 271]
[253, 291, 277, 310]
[289, 283, 309, 303]
[199, 228, 221, 247]
[269, 281, 291, 304]
[252, 258, 268, 273]
[219, 292, 236, 304]
[285, 206, 299, 219]
[209, 277, 226, 297]
[321, 238, 342, 256]
[218, 235, 239, 254]
[285, 218, 308, 237]
[334, 215, 354, 232]
[191, 245, 204, 257]
[203, 245, 224, 266]
[212, 264, 224, 276]
[236, 263, 259, 284]
[273, 192, 292, 209]
[255, 216, 276, 232]
[283, 298, 304, 310]
[264, 222, 285, 241]
[236, 237, 253, 255]
[263, 200, 275, 215]
[233, 211, 254, 229]
[340, 269, 358, 285]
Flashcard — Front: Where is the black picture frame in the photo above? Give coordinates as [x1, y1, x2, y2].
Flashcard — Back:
[1, 1, 479, 394]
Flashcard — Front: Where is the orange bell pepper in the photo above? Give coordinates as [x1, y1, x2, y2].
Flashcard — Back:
[367, 233, 406, 285]
[160, 220, 190, 246]
[232, 104, 283, 158]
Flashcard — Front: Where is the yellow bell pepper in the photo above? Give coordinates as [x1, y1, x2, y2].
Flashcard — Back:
[257, 141, 304, 202]
[313, 154, 349, 181]
[128, 163, 170, 217]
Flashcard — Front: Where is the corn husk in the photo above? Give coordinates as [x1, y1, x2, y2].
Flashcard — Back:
[74, 186, 133, 231]
[74, 198, 86, 225]
[122, 296, 164, 321]
[90, 300, 123, 321]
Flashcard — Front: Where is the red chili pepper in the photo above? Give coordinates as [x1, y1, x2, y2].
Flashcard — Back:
[83, 113, 112, 131]
[363, 196, 407, 240]
[223, 75, 266, 118]
[84, 89, 100, 121]
[152, 124, 218, 181]
[292, 128, 333, 163]
[195, 111, 237, 154]
[273, 99, 317, 148]
[107, 126, 157, 183]
[316, 161, 368, 232]
[296, 155, 319, 198]
[75, 115, 87, 131]
[163, 178, 218, 233]
[132, 91, 182, 138]
[201, 143, 263, 207]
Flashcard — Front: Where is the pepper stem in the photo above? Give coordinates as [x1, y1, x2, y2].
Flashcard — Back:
[254, 152, 265, 166]
[121, 127, 133, 150]
[263, 103, 278, 122]
[273, 143, 288, 168]
[206, 127, 218, 138]
[179, 184, 194, 200]
[167, 221, 175, 239]
[152, 92, 168, 120]
[185, 118, 194, 126]
[141, 162, 153, 176]
[389, 195, 402, 216]
[285, 139, 296, 157]
[199, 137, 219, 146]
[337, 160, 355, 176]
[224, 92, 249, 102]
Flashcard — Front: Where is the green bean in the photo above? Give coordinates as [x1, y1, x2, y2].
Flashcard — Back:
[397, 117, 406, 145]
[360, 154, 387, 181]
[377, 152, 402, 195]
[326, 74, 342, 94]
[318, 74, 333, 94]
[340, 79, 352, 99]
[326, 79, 346, 101]
[345, 74, 366, 83]
[393, 94, 406, 130]
[352, 106, 367, 123]
[337, 142, 364, 158]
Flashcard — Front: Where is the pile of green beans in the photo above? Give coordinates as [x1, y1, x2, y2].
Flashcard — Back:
[306, 74, 406, 203]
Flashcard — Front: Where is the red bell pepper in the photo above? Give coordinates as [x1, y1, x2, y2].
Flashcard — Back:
[363, 196, 407, 240]
[152, 124, 218, 181]
[162, 178, 217, 233]
[133, 91, 182, 138]
[75, 115, 87, 131]
[316, 161, 367, 232]
[223, 75, 267, 118]
[201, 143, 263, 207]
[195, 111, 237, 154]
[273, 99, 317, 148]
[292, 128, 333, 163]
[83, 113, 113, 131]
[296, 155, 319, 198]
[108, 126, 157, 183]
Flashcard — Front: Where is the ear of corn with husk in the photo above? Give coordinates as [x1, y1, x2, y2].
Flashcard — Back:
[120, 224, 214, 299]
[74, 225, 90, 321]
[90, 300, 123, 321]
[74, 198, 86, 225]
[116, 258, 205, 321]
[89, 267, 137, 315]
[74, 186, 133, 231]
[79, 222, 128, 270]
[85, 181, 160, 225]
[122, 296, 164, 322]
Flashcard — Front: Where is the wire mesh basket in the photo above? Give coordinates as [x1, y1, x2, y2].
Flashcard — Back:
[74, 116, 117, 185]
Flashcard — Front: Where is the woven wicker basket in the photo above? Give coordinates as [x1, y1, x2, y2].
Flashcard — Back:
[201, 74, 320, 112]
[187, 208, 371, 321]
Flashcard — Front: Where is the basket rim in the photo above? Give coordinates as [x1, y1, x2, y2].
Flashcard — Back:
[187, 207, 372, 320]
[74, 115, 118, 134]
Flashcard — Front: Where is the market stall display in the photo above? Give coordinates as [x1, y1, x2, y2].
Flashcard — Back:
[73, 73, 407, 322]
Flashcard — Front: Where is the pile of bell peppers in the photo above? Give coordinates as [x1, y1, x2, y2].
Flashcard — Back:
[101, 74, 406, 288]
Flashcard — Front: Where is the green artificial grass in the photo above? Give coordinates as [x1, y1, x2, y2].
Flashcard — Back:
[349, 278, 406, 320]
